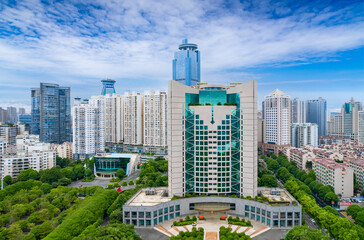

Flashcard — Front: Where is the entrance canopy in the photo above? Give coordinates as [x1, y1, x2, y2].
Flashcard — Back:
[194, 202, 230, 212]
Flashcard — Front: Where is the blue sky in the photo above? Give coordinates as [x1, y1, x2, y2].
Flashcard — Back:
[0, 0, 363, 113]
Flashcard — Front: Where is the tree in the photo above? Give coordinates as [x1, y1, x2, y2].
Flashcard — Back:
[121, 181, 127, 186]
[261, 174, 278, 187]
[128, 180, 134, 185]
[72, 164, 85, 180]
[40, 167, 64, 184]
[304, 177, 314, 186]
[355, 210, 364, 227]
[305, 161, 313, 169]
[324, 192, 339, 203]
[286, 225, 329, 240]
[3, 175, 12, 186]
[267, 159, 279, 172]
[361, 189, 364, 197]
[299, 185, 312, 195]
[17, 169, 40, 181]
[307, 170, 316, 180]
[116, 168, 125, 180]
[323, 206, 339, 216]
[56, 156, 71, 168]
[354, 173, 360, 193]
[318, 185, 332, 198]
[347, 205, 362, 218]
[40, 183, 52, 194]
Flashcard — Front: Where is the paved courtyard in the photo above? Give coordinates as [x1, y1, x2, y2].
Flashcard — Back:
[154, 213, 270, 239]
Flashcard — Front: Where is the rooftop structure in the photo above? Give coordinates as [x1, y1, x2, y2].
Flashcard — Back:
[101, 79, 116, 96]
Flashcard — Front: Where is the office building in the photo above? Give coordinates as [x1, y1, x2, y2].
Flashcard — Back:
[291, 123, 318, 148]
[143, 91, 167, 147]
[31, 83, 71, 144]
[101, 79, 116, 96]
[123, 92, 143, 145]
[72, 98, 104, 160]
[291, 98, 305, 124]
[306, 97, 327, 136]
[313, 158, 353, 197]
[19, 114, 31, 125]
[262, 89, 291, 155]
[6, 107, 17, 123]
[359, 111, 364, 144]
[168, 80, 258, 197]
[172, 39, 200, 86]
[18, 108, 26, 115]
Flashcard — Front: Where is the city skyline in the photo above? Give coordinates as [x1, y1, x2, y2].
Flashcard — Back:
[0, 0, 363, 112]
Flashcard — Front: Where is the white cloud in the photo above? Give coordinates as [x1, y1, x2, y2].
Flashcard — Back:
[0, 0, 363, 107]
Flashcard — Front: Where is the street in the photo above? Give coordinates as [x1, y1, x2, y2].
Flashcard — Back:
[303, 212, 319, 229]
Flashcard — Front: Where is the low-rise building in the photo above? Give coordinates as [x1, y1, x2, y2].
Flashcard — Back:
[284, 147, 316, 170]
[348, 159, 364, 189]
[123, 187, 302, 229]
[0, 133, 56, 178]
[51, 142, 73, 160]
[94, 153, 138, 178]
[313, 158, 353, 197]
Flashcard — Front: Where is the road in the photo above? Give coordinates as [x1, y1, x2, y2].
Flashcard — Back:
[68, 178, 111, 188]
[135, 227, 169, 240]
[120, 169, 141, 183]
[303, 212, 319, 229]
[253, 229, 289, 240]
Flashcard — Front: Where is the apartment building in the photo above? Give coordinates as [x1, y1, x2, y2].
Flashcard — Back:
[72, 98, 104, 160]
[284, 147, 316, 170]
[0, 133, 56, 178]
[123, 92, 143, 145]
[313, 158, 353, 197]
[262, 89, 291, 155]
[291, 123, 318, 148]
[51, 142, 73, 160]
[348, 159, 364, 189]
[143, 91, 167, 147]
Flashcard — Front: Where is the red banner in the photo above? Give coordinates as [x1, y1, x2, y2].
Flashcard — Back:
[339, 202, 351, 206]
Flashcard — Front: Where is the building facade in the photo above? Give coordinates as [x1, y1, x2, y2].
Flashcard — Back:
[359, 111, 364, 144]
[263, 89, 291, 155]
[306, 97, 327, 136]
[291, 123, 318, 148]
[313, 158, 353, 197]
[123, 187, 302, 229]
[342, 98, 363, 141]
[123, 92, 143, 145]
[143, 91, 167, 147]
[31, 83, 71, 144]
[103, 94, 123, 143]
[0, 125, 18, 145]
[168, 80, 258, 197]
[172, 39, 200, 86]
[291, 98, 305, 124]
[72, 98, 104, 160]
[52, 142, 73, 160]
[6, 107, 18, 123]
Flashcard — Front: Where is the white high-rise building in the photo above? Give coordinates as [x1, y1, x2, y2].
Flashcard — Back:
[168, 80, 258, 197]
[123, 92, 143, 145]
[359, 111, 364, 144]
[143, 91, 167, 147]
[291, 98, 305, 124]
[104, 94, 123, 143]
[72, 98, 104, 160]
[263, 89, 291, 145]
[291, 123, 318, 148]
